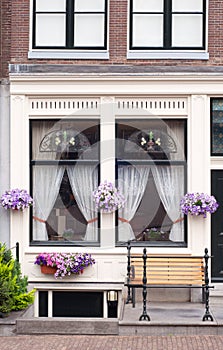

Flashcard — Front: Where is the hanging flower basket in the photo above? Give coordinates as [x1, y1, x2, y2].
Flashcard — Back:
[0, 188, 33, 211]
[34, 252, 95, 279]
[93, 181, 125, 213]
[40, 265, 57, 274]
[180, 192, 219, 218]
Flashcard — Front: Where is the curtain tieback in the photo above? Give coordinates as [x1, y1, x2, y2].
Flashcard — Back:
[173, 217, 184, 224]
[33, 216, 46, 223]
[118, 217, 129, 223]
[87, 218, 98, 224]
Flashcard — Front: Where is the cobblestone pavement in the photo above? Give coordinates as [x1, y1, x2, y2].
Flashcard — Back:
[1, 335, 223, 350]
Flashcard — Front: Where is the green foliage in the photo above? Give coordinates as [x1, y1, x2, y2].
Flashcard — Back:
[0, 242, 35, 315]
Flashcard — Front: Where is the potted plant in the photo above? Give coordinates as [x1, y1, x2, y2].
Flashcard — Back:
[34, 252, 95, 278]
[93, 180, 125, 213]
[0, 243, 35, 317]
[0, 188, 33, 211]
[180, 192, 219, 218]
[62, 228, 75, 240]
[142, 227, 170, 241]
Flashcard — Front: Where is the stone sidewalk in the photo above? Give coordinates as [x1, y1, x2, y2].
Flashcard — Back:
[1, 334, 223, 350]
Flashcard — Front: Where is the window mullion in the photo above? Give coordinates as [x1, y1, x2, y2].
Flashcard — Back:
[164, 0, 172, 48]
[66, 0, 74, 48]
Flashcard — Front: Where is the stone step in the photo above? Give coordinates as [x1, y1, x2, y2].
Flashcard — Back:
[210, 283, 223, 297]
[16, 318, 119, 335]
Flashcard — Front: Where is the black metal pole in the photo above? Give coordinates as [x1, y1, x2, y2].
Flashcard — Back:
[139, 247, 150, 321]
[126, 240, 132, 304]
[202, 248, 214, 321]
[16, 242, 19, 262]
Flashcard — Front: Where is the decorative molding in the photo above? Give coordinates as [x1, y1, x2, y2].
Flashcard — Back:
[29, 98, 100, 115]
[12, 95, 25, 102]
[28, 97, 188, 116]
[116, 97, 188, 116]
[101, 97, 115, 104]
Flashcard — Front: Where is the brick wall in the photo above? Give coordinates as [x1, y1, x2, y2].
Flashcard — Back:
[1, 0, 223, 78]
[0, 1, 11, 78]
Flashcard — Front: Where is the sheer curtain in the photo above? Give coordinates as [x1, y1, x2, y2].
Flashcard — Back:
[151, 165, 184, 241]
[118, 165, 150, 241]
[33, 165, 65, 240]
[66, 164, 98, 241]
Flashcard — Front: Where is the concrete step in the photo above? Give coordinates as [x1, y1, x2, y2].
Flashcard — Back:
[0, 309, 26, 336]
[119, 298, 223, 336]
[210, 283, 223, 298]
[16, 318, 119, 335]
[15, 305, 119, 335]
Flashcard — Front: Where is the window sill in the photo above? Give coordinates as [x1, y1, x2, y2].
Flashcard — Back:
[127, 51, 209, 60]
[28, 50, 109, 60]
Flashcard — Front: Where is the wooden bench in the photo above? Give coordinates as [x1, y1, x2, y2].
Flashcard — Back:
[125, 241, 214, 321]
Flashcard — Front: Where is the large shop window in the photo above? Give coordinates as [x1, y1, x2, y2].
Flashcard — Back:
[30, 120, 100, 245]
[129, 0, 206, 50]
[116, 119, 187, 246]
[32, 0, 107, 50]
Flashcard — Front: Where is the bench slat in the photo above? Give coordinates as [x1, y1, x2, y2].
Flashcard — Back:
[129, 280, 204, 285]
[129, 254, 204, 286]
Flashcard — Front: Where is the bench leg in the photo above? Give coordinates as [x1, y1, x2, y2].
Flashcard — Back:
[139, 286, 150, 321]
[126, 286, 133, 304]
[132, 288, 135, 308]
[202, 286, 214, 321]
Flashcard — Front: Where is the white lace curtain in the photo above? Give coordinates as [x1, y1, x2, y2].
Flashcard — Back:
[118, 165, 150, 241]
[66, 165, 98, 241]
[151, 165, 184, 241]
[118, 164, 184, 242]
[33, 164, 98, 241]
[33, 165, 65, 240]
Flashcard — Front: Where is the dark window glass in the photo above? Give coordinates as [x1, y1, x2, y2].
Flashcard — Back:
[53, 291, 103, 317]
[211, 99, 223, 156]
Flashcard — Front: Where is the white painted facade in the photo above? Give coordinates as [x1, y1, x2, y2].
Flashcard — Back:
[8, 71, 223, 316]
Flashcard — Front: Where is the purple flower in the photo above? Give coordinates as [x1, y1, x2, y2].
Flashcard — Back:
[93, 181, 125, 213]
[180, 192, 219, 218]
[0, 188, 33, 211]
[34, 252, 95, 279]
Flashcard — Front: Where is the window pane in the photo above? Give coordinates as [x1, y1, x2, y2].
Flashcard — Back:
[133, 0, 163, 12]
[74, 14, 105, 47]
[132, 15, 163, 47]
[75, 0, 105, 12]
[31, 120, 99, 161]
[172, 15, 203, 47]
[36, 14, 65, 46]
[116, 120, 186, 161]
[211, 99, 223, 155]
[117, 164, 185, 243]
[36, 0, 66, 12]
[32, 166, 98, 242]
[172, 0, 203, 12]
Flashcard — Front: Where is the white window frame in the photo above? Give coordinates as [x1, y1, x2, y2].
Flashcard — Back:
[29, 0, 109, 60]
[127, 0, 209, 60]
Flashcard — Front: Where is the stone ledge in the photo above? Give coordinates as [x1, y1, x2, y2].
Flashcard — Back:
[16, 318, 119, 335]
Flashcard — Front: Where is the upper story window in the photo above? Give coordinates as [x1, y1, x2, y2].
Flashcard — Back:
[128, 0, 208, 60]
[30, 0, 108, 59]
